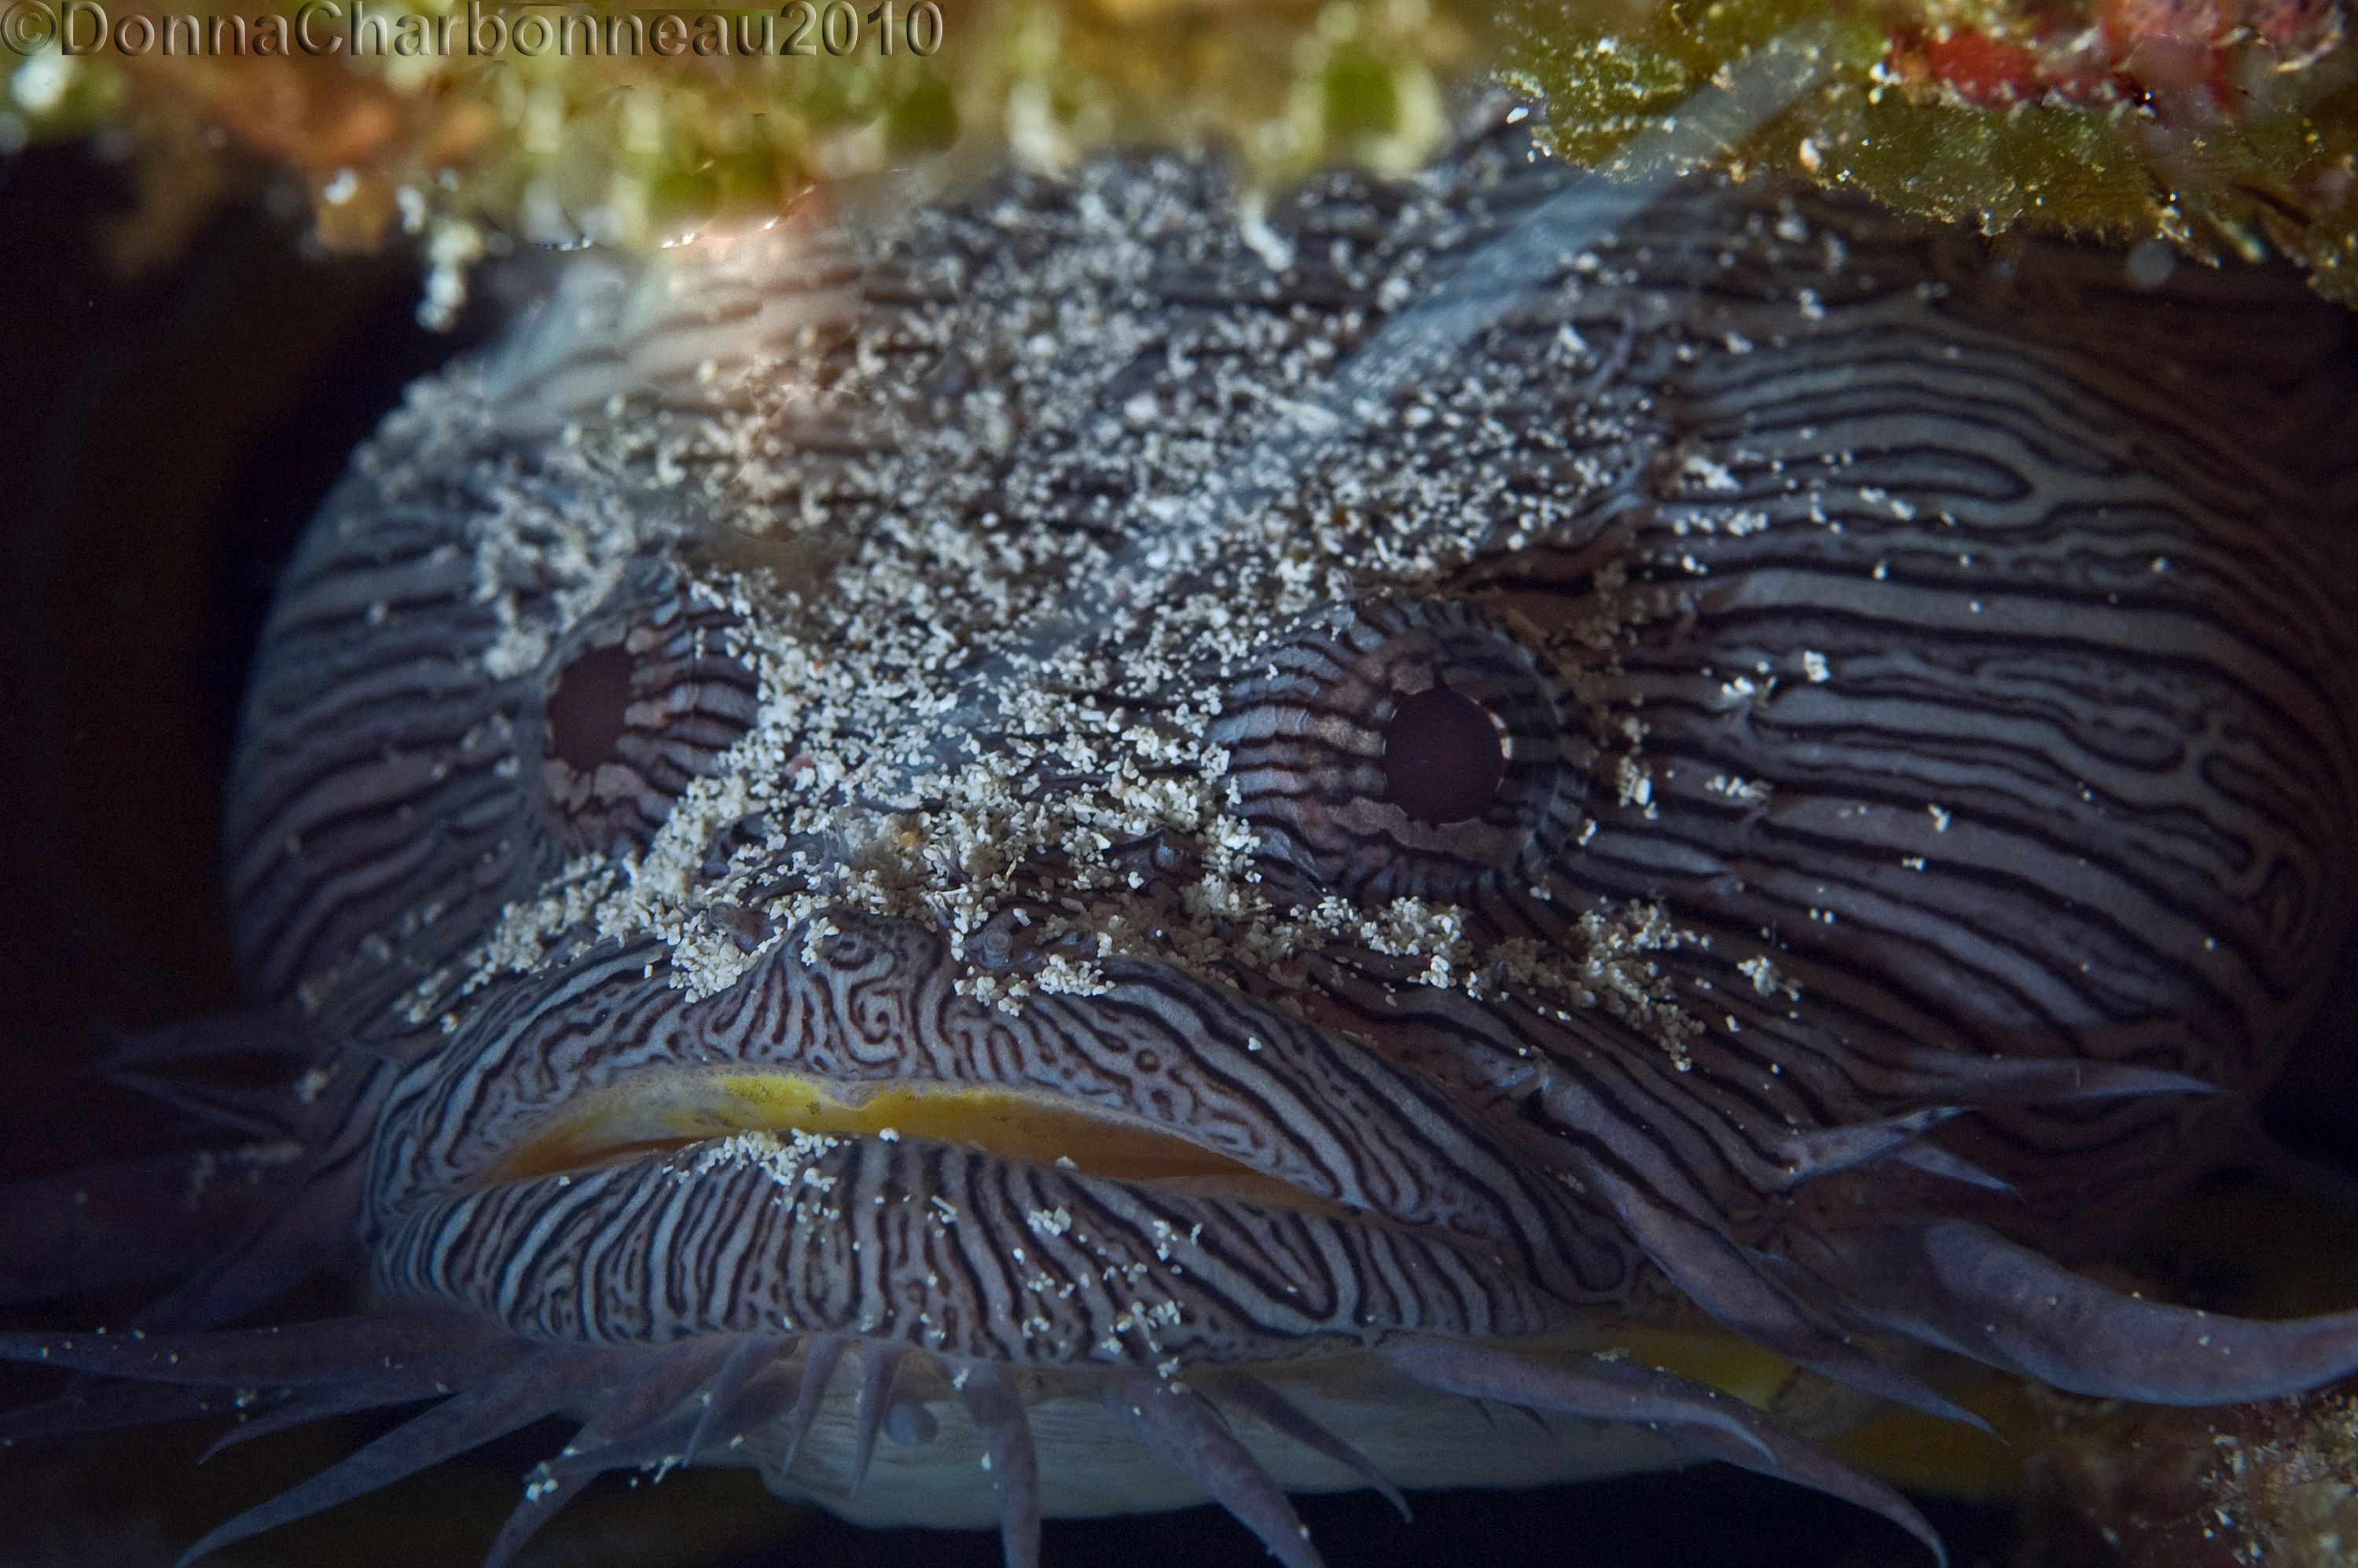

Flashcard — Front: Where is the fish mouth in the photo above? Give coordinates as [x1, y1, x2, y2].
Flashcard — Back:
[362, 922, 1603, 1364]
[487, 1069, 1339, 1216]
[373, 916, 1600, 1293]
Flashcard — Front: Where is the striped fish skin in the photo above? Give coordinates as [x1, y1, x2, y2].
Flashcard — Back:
[11, 114, 2358, 1563]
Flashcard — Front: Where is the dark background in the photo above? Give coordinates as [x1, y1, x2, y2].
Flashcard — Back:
[0, 134, 2221, 1568]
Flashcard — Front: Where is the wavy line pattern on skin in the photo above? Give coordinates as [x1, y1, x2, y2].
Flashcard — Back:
[6, 79, 2358, 1568]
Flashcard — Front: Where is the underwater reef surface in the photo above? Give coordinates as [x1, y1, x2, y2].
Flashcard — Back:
[6, 0, 2358, 307]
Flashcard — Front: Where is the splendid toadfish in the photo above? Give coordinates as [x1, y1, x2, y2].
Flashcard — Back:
[6, 97, 2358, 1568]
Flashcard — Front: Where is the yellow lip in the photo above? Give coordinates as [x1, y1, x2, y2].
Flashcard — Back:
[491, 1069, 1325, 1210]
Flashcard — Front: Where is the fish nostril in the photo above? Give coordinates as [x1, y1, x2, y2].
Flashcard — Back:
[545, 641, 637, 773]
[1381, 684, 1507, 824]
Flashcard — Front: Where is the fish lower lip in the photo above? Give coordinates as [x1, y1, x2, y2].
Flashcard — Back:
[486, 1067, 1333, 1212]
[380, 1126, 1577, 1357]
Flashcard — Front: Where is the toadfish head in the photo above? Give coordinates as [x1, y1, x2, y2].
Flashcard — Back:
[9, 105, 2358, 1568]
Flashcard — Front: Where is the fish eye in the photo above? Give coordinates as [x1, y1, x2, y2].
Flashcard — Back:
[1210, 597, 1589, 901]
[545, 641, 637, 776]
[1380, 682, 1508, 825]
[538, 593, 760, 851]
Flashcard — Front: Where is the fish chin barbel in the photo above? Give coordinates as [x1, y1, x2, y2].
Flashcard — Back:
[8, 55, 2358, 1568]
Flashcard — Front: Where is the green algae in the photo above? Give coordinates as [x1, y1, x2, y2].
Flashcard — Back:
[1499, 0, 2358, 303]
[7, 0, 2357, 304]
[1, 0, 1486, 303]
